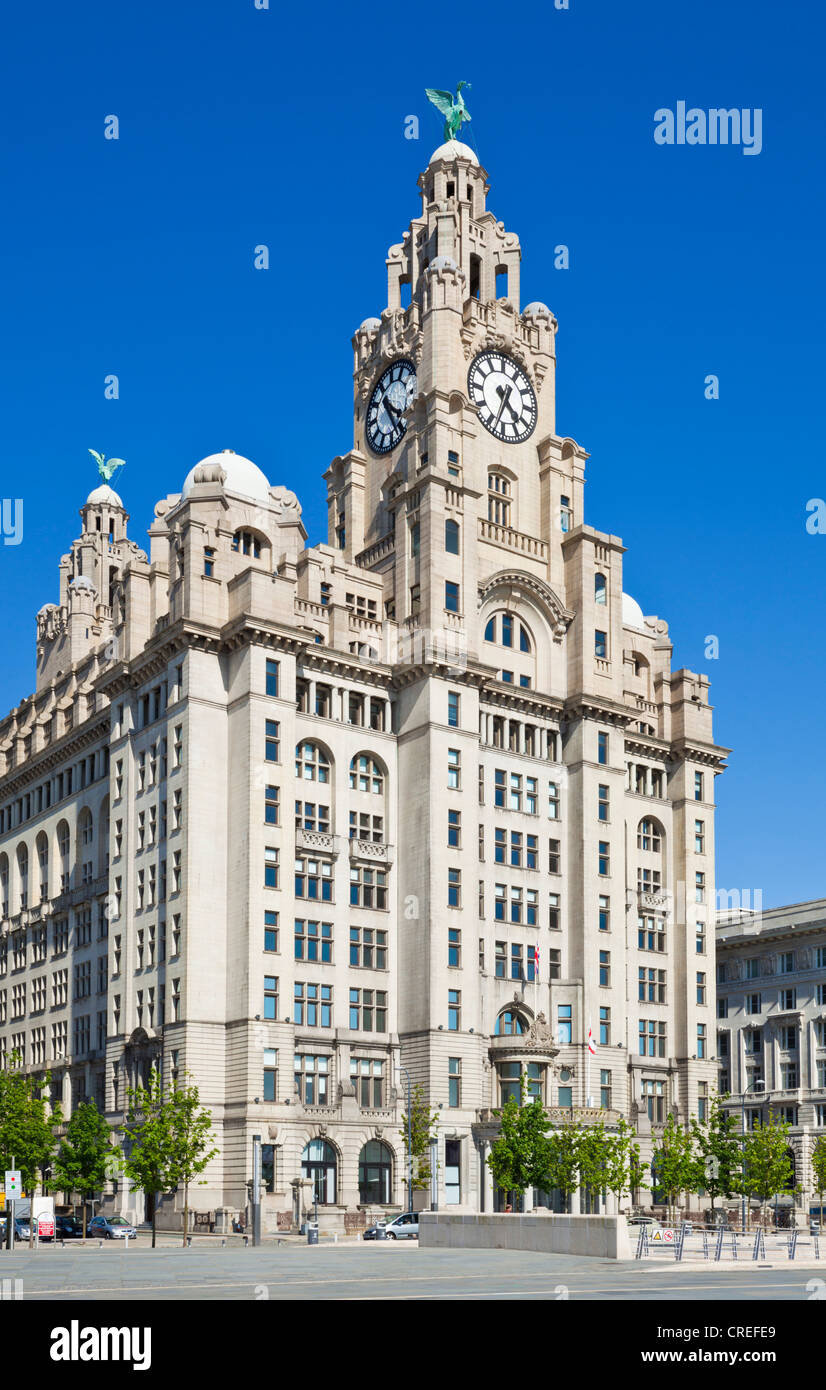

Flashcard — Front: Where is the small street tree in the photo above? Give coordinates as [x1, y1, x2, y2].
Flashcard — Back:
[811, 1135, 826, 1231]
[544, 1120, 582, 1212]
[576, 1122, 613, 1210]
[399, 1083, 439, 1197]
[122, 1069, 176, 1249]
[741, 1115, 795, 1227]
[51, 1100, 119, 1240]
[651, 1114, 696, 1226]
[690, 1095, 742, 1220]
[164, 1074, 220, 1247]
[602, 1119, 645, 1213]
[487, 1084, 552, 1203]
[0, 1051, 61, 1195]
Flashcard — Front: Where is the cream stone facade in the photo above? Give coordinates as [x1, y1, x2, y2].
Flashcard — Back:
[0, 139, 728, 1228]
[716, 900, 826, 1217]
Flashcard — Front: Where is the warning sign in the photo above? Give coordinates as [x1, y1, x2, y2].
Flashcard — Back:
[650, 1228, 675, 1242]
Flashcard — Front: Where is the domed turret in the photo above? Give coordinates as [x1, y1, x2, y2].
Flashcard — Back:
[181, 449, 271, 505]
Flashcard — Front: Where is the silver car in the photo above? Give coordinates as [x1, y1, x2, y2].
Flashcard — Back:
[88, 1215, 137, 1240]
[385, 1212, 419, 1239]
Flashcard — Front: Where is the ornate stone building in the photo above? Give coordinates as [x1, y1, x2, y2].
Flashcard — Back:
[0, 137, 728, 1226]
[716, 899, 826, 1218]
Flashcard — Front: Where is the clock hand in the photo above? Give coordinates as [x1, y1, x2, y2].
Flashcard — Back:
[383, 394, 399, 426]
[493, 384, 512, 428]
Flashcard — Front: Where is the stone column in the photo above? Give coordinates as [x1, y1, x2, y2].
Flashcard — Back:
[481, 1142, 494, 1212]
[569, 1186, 581, 1216]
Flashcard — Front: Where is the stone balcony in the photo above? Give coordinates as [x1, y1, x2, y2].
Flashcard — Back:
[478, 517, 548, 561]
[348, 838, 394, 865]
[295, 829, 337, 856]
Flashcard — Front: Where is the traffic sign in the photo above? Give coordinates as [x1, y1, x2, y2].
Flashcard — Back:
[650, 1228, 675, 1242]
[4, 1171, 21, 1200]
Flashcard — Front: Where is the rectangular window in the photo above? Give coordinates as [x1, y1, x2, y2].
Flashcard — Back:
[350, 1058, 384, 1108]
[599, 895, 610, 932]
[694, 771, 704, 800]
[448, 989, 461, 1031]
[599, 1006, 611, 1046]
[297, 857, 334, 902]
[548, 782, 560, 819]
[265, 785, 280, 825]
[264, 847, 279, 889]
[549, 838, 561, 874]
[349, 926, 388, 970]
[447, 692, 460, 728]
[695, 819, 705, 853]
[294, 919, 333, 963]
[695, 922, 705, 954]
[639, 1019, 667, 1058]
[780, 987, 797, 1010]
[265, 720, 280, 762]
[717, 997, 728, 1019]
[599, 951, 610, 987]
[549, 893, 560, 931]
[264, 975, 279, 1020]
[600, 1069, 612, 1109]
[445, 581, 460, 613]
[697, 972, 707, 1005]
[447, 749, 461, 789]
[448, 1057, 461, 1108]
[447, 868, 461, 908]
[265, 659, 279, 697]
[349, 988, 387, 1032]
[295, 982, 333, 1028]
[448, 809, 461, 848]
[598, 841, 610, 876]
[264, 911, 279, 953]
[747, 993, 762, 1014]
[697, 1023, 707, 1059]
[448, 927, 461, 968]
[695, 872, 705, 903]
[557, 1004, 572, 1045]
[594, 630, 607, 658]
[263, 1049, 278, 1102]
[598, 784, 609, 821]
[295, 1054, 329, 1105]
[598, 732, 608, 765]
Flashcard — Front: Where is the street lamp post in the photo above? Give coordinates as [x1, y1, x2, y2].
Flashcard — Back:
[397, 1064, 413, 1212]
[740, 1079, 765, 1235]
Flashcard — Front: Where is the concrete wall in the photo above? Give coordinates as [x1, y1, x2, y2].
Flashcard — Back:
[419, 1211, 632, 1260]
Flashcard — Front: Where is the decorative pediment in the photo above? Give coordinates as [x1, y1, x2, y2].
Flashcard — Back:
[479, 570, 574, 644]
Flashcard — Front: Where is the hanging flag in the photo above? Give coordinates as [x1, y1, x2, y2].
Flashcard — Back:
[532, 945, 540, 977]
[587, 1026, 597, 1055]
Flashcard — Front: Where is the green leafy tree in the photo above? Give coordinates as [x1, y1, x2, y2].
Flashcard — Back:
[399, 1083, 439, 1194]
[741, 1115, 795, 1226]
[811, 1136, 826, 1231]
[651, 1114, 696, 1225]
[0, 1052, 61, 1194]
[51, 1100, 119, 1240]
[122, 1069, 177, 1248]
[487, 1085, 552, 1202]
[544, 1120, 582, 1212]
[690, 1094, 742, 1220]
[576, 1122, 613, 1208]
[164, 1074, 219, 1247]
[602, 1119, 644, 1211]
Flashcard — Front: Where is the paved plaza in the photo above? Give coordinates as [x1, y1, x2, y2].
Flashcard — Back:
[3, 1244, 824, 1301]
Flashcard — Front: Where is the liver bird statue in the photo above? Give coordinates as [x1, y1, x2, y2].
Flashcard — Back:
[425, 83, 472, 143]
[89, 449, 126, 484]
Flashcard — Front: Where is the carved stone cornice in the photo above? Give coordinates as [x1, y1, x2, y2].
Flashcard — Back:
[478, 570, 574, 643]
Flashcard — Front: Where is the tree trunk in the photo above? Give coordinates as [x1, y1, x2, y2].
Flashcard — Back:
[82, 1200, 88, 1244]
[182, 1180, 189, 1248]
[151, 1199, 157, 1250]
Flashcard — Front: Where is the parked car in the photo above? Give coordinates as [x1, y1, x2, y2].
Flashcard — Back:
[385, 1212, 419, 1240]
[54, 1216, 85, 1239]
[87, 1215, 137, 1241]
[362, 1222, 387, 1241]
[0, 1216, 28, 1240]
[627, 1216, 662, 1231]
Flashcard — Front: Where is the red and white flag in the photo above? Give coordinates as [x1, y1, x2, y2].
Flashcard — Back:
[587, 1026, 597, 1055]
[532, 945, 540, 977]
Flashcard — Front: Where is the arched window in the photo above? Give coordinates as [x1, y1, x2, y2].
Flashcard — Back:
[56, 820, 71, 890]
[595, 573, 607, 605]
[16, 844, 28, 910]
[358, 1140, 393, 1204]
[231, 529, 263, 559]
[445, 519, 460, 555]
[99, 796, 110, 876]
[36, 832, 49, 901]
[0, 853, 8, 917]
[487, 472, 512, 526]
[302, 1139, 337, 1205]
[483, 611, 532, 652]
[494, 1009, 527, 1036]
[637, 818, 662, 853]
[349, 754, 384, 795]
[77, 807, 94, 856]
[295, 742, 330, 783]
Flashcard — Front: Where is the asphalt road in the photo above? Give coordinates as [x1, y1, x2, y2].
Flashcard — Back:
[3, 1244, 824, 1300]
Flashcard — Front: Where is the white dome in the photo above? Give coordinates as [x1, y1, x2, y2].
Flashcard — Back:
[428, 140, 478, 166]
[181, 450, 271, 505]
[622, 592, 646, 631]
[86, 484, 123, 507]
[523, 302, 554, 319]
[359, 317, 381, 332]
[429, 255, 460, 272]
[70, 575, 95, 590]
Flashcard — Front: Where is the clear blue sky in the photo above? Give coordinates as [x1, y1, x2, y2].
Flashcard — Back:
[1, 0, 823, 907]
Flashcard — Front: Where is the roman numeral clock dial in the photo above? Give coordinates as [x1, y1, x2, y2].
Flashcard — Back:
[366, 359, 417, 455]
[468, 351, 537, 443]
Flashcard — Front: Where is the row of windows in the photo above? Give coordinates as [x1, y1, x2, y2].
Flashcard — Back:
[0, 746, 110, 835]
[262, 980, 389, 1033]
[717, 983, 826, 1016]
[718, 947, 826, 984]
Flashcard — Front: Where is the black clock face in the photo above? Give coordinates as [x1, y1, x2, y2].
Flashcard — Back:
[468, 351, 537, 442]
[366, 359, 417, 455]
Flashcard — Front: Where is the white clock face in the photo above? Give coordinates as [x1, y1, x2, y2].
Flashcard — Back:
[366, 359, 417, 455]
[468, 351, 537, 443]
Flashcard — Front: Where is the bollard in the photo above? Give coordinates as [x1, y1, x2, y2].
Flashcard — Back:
[124, 1233, 129, 1251]
[244, 1235, 249, 1248]
[222, 1239, 226, 1248]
